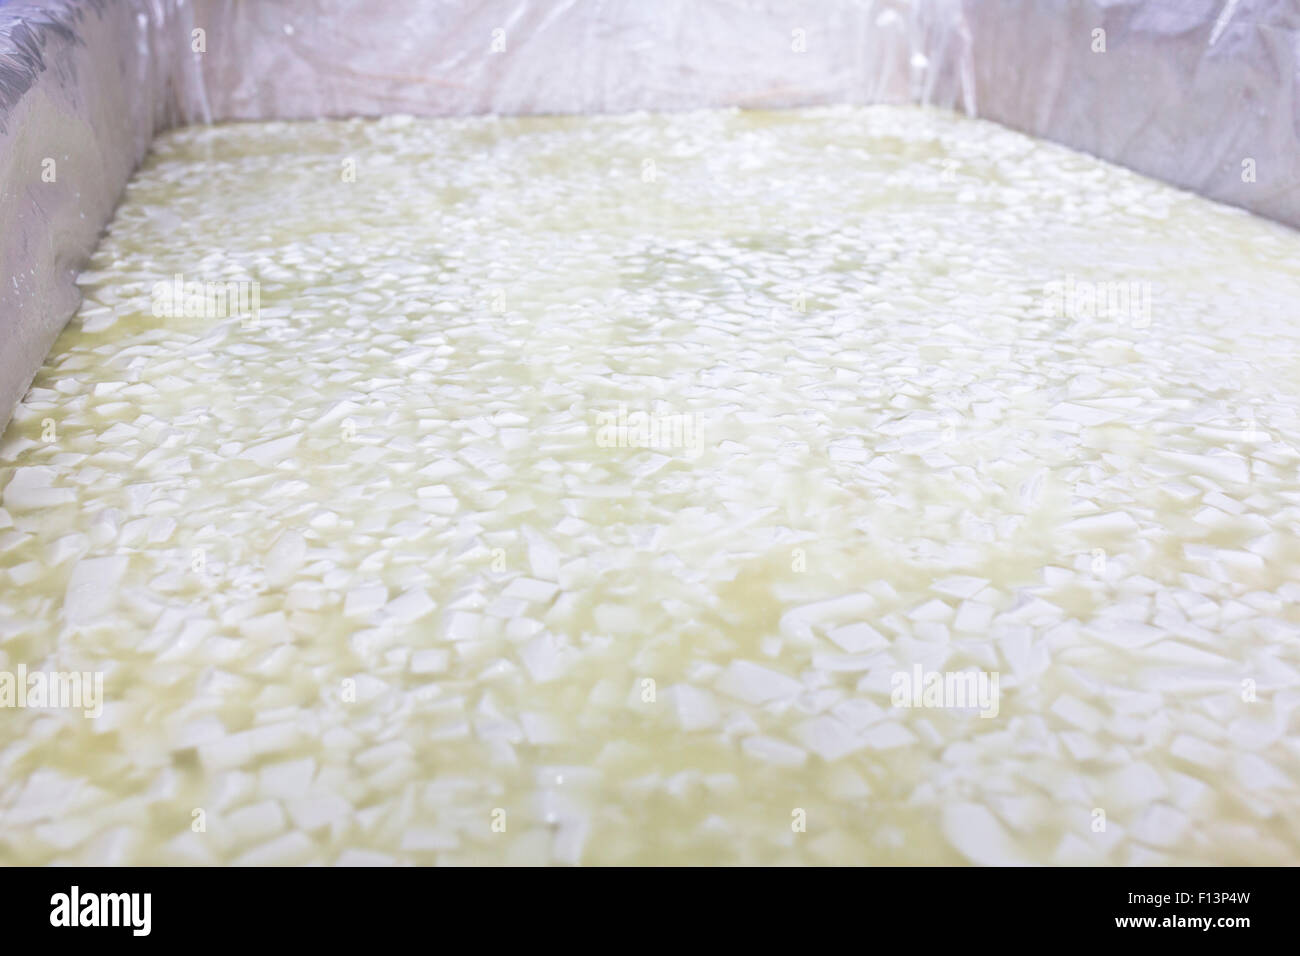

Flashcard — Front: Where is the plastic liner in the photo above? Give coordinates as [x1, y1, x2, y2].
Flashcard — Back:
[1, 0, 1296, 426]
[0, 0, 207, 428]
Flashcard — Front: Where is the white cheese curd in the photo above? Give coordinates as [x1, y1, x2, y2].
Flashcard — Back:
[1, 105, 1299, 864]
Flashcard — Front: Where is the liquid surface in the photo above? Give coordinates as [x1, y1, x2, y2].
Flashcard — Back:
[2, 106, 1299, 865]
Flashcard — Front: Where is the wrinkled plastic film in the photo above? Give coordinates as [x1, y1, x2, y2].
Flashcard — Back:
[0, 0, 206, 427]
[187, 0, 971, 119]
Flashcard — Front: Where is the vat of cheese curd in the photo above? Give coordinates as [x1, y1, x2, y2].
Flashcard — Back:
[0, 0, 1298, 866]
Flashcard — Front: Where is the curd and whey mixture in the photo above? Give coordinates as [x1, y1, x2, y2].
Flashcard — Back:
[1, 106, 1298, 865]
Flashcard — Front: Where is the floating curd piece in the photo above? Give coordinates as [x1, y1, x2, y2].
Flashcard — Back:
[337, 850, 398, 866]
[4, 466, 75, 510]
[264, 530, 307, 587]
[225, 800, 286, 844]
[1047, 403, 1126, 426]
[240, 434, 301, 468]
[1107, 763, 1168, 811]
[1233, 754, 1292, 790]
[386, 587, 436, 622]
[1062, 511, 1140, 535]
[715, 660, 803, 704]
[941, 803, 1026, 866]
[232, 833, 315, 867]
[662, 684, 721, 731]
[63, 555, 129, 626]
[344, 584, 388, 619]
[791, 715, 863, 762]
[741, 735, 807, 767]
[287, 791, 353, 830]
[443, 610, 482, 642]
[519, 631, 568, 683]
[933, 576, 990, 600]
[826, 621, 889, 653]
[779, 593, 876, 640]
[258, 758, 317, 800]
[592, 603, 639, 634]
[1160, 451, 1250, 485]
[502, 577, 560, 603]
[953, 601, 995, 633]
[520, 712, 565, 745]
[1130, 804, 1190, 849]
[1049, 695, 1104, 733]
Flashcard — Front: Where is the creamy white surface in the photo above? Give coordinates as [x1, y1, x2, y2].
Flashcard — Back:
[1, 106, 1299, 864]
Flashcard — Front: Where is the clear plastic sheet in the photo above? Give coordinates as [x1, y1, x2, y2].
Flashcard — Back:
[0, 0, 207, 426]
[1, 0, 1297, 425]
